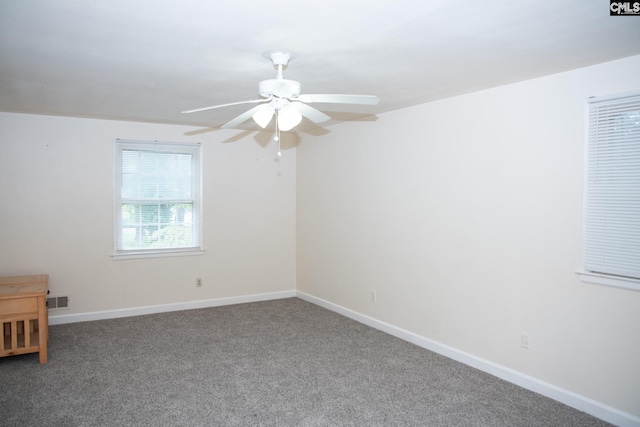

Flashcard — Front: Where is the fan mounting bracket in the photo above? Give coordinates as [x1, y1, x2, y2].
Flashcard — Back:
[262, 50, 296, 67]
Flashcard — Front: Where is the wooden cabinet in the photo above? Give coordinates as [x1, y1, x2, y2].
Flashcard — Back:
[0, 275, 48, 364]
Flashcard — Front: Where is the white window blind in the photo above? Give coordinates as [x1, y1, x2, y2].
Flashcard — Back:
[114, 140, 202, 258]
[584, 92, 640, 281]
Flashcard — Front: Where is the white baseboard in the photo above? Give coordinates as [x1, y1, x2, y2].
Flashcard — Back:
[48, 290, 296, 326]
[296, 291, 640, 427]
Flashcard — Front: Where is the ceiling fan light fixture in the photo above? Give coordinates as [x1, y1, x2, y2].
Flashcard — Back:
[183, 50, 379, 137]
[252, 106, 275, 128]
[278, 104, 302, 131]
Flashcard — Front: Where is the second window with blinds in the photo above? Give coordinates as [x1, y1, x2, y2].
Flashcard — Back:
[580, 91, 640, 290]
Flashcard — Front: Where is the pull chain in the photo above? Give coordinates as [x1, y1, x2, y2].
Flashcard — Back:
[275, 110, 282, 157]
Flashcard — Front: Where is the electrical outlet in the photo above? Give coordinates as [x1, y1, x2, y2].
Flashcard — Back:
[521, 332, 529, 349]
[370, 290, 377, 303]
[196, 278, 202, 288]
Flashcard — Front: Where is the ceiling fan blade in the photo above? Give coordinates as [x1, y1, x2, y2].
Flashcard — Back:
[289, 102, 331, 124]
[295, 94, 379, 105]
[221, 104, 271, 129]
[182, 98, 271, 114]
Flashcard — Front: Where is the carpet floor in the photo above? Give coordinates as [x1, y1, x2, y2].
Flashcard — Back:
[0, 297, 610, 426]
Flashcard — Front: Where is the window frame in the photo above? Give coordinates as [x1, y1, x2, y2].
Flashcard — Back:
[112, 139, 204, 260]
[577, 90, 640, 291]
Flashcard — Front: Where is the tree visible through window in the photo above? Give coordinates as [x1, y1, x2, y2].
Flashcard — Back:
[114, 140, 202, 257]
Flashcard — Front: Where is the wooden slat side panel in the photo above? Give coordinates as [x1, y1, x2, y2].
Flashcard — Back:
[0, 275, 48, 364]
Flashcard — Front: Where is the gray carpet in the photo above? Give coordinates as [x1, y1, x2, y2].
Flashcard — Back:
[1, 298, 610, 426]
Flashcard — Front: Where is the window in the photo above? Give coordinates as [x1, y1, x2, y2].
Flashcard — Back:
[579, 91, 640, 290]
[113, 140, 203, 259]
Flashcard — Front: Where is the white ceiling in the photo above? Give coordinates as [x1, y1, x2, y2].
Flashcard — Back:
[1, 0, 639, 133]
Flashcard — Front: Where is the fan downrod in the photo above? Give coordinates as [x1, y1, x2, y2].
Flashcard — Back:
[259, 50, 300, 99]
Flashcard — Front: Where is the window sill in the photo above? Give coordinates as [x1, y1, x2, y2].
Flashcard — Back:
[576, 269, 640, 291]
[112, 249, 205, 261]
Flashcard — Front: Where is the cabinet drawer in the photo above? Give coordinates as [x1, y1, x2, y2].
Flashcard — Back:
[0, 298, 38, 316]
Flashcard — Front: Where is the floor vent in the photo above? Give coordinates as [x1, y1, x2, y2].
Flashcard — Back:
[47, 295, 69, 310]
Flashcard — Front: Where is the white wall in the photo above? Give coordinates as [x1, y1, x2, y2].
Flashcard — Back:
[296, 55, 640, 417]
[0, 114, 296, 313]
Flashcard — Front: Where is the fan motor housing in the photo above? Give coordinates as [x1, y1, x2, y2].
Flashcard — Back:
[259, 79, 301, 99]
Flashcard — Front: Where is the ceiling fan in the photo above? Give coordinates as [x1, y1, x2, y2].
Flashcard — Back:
[182, 51, 379, 138]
